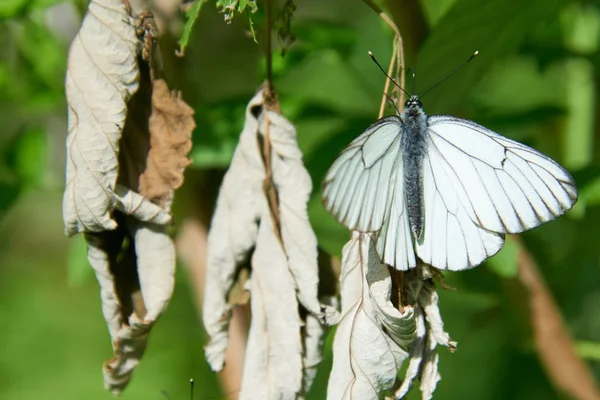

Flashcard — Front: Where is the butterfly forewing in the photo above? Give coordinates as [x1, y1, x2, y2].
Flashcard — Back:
[427, 116, 577, 235]
[322, 117, 403, 232]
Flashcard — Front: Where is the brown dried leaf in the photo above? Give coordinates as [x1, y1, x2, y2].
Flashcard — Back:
[139, 79, 195, 206]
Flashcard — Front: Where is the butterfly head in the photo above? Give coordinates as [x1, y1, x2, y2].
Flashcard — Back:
[405, 95, 422, 110]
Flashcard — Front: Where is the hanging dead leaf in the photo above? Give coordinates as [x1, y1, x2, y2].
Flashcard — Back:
[328, 233, 455, 400]
[63, 4, 193, 394]
[203, 90, 338, 399]
[328, 232, 415, 400]
[63, 0, 170, 236]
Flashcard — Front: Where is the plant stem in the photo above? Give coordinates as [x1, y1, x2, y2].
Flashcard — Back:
[361, 0, 405, 117]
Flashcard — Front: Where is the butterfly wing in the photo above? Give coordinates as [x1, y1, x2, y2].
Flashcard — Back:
[375, 165, 417, 270]
[322, 116, 403, 232]
[416, 116, 577, 271]
[416, 140, 505, 270]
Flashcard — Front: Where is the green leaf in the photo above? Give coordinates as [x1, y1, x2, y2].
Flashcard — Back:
[563, 58, 595, 170]
[579, 176, 600, 206]
[0, 0, 27, 18]
[216, 0, 258, 23]
[66, 235, 93, 287]
[13, 128, 47, 188]
[276, 51, 378, 116]
[178, 0, 204, 56]
[248, 12, 257, 43]
[486, 237, 519, 278]
[575, 340, 600, 361]
[416, 0, 562, 115]
[189, 139, 237, 168]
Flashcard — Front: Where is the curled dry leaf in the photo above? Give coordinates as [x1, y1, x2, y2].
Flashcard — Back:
[203, 90, 338, 399]
[328, 232, 415, 400]
[86, 217, 175, 394]
[63, 0, 170, 236]
[139, 79, 194, 206]
[62, 3, 195, 394]
[328, 232, 455, 400]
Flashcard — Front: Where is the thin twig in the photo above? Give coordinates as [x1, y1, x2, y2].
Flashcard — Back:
[361, 0, 405, 116]
[262, 0, 282, 242]
[378, 44, 396, 118]
[264, 0, 274, 97]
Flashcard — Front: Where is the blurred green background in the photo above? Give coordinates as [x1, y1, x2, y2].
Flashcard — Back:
[1, 0, 600, 398]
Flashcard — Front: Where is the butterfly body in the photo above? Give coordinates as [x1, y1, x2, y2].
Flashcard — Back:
[400, 95, 428, 240]
[323, 97, 577, 271]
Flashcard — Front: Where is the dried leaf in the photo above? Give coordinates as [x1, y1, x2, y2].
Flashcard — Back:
[63, 0, 170, 236]
[329, 233, 456, 400]
[63, 5, 189, 394]
[328, 232, 415, 400]
[139, 79, 195, 207]
[203, 98, 262, 370]
[203, 90, 338, 399]
[240, 215, 303, 399]
[258, 108, 335, 319]
[392, 279, 456, 400]
[85, 216, 175, 394]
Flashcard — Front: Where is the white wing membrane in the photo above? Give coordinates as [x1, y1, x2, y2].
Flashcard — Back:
[376, 163, 416, 270]
[322, 117, 403, 232]
[427, 116, 577, 235]
[323, 111, 577, 272]
[416, 144, 504, 270]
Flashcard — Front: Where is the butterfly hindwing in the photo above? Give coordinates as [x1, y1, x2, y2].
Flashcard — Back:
[416, 141, 505, 270]
[376, 160, 416, 270]
[322, 116, 403, 232]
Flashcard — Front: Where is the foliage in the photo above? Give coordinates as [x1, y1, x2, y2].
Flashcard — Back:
[1, 0, 600, 399]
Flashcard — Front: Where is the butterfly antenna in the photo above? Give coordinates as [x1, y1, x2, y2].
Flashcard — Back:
[420, 50, 479, 99]
[190, 379, 194, 400]
[368, 51, 410, 98]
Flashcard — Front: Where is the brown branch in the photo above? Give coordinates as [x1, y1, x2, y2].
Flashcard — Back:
[176, 221, 248, 400]
[515, 237, 600, 400]
[264, 0, 274, 97]
[261, 0, 283, 241]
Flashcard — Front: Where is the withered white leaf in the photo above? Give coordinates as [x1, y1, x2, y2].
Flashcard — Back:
[203, 90, 337, 399]
[328, 232, 416, 400]
[63, 0, 170, 236]
[240, 214, 303, 399]
[63, 4, 195, 393]
[85, 217, 175, 394]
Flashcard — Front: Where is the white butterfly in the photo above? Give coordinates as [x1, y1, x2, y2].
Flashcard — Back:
[322, 95, 578, 271]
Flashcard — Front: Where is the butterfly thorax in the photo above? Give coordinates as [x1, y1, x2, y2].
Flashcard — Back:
[400, 97, 428, 240]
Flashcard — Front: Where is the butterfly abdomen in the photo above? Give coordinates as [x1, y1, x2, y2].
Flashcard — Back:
[401, 105, 428, 239]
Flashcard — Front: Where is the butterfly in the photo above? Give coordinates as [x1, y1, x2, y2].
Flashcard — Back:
[322, 93, 578, 271]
